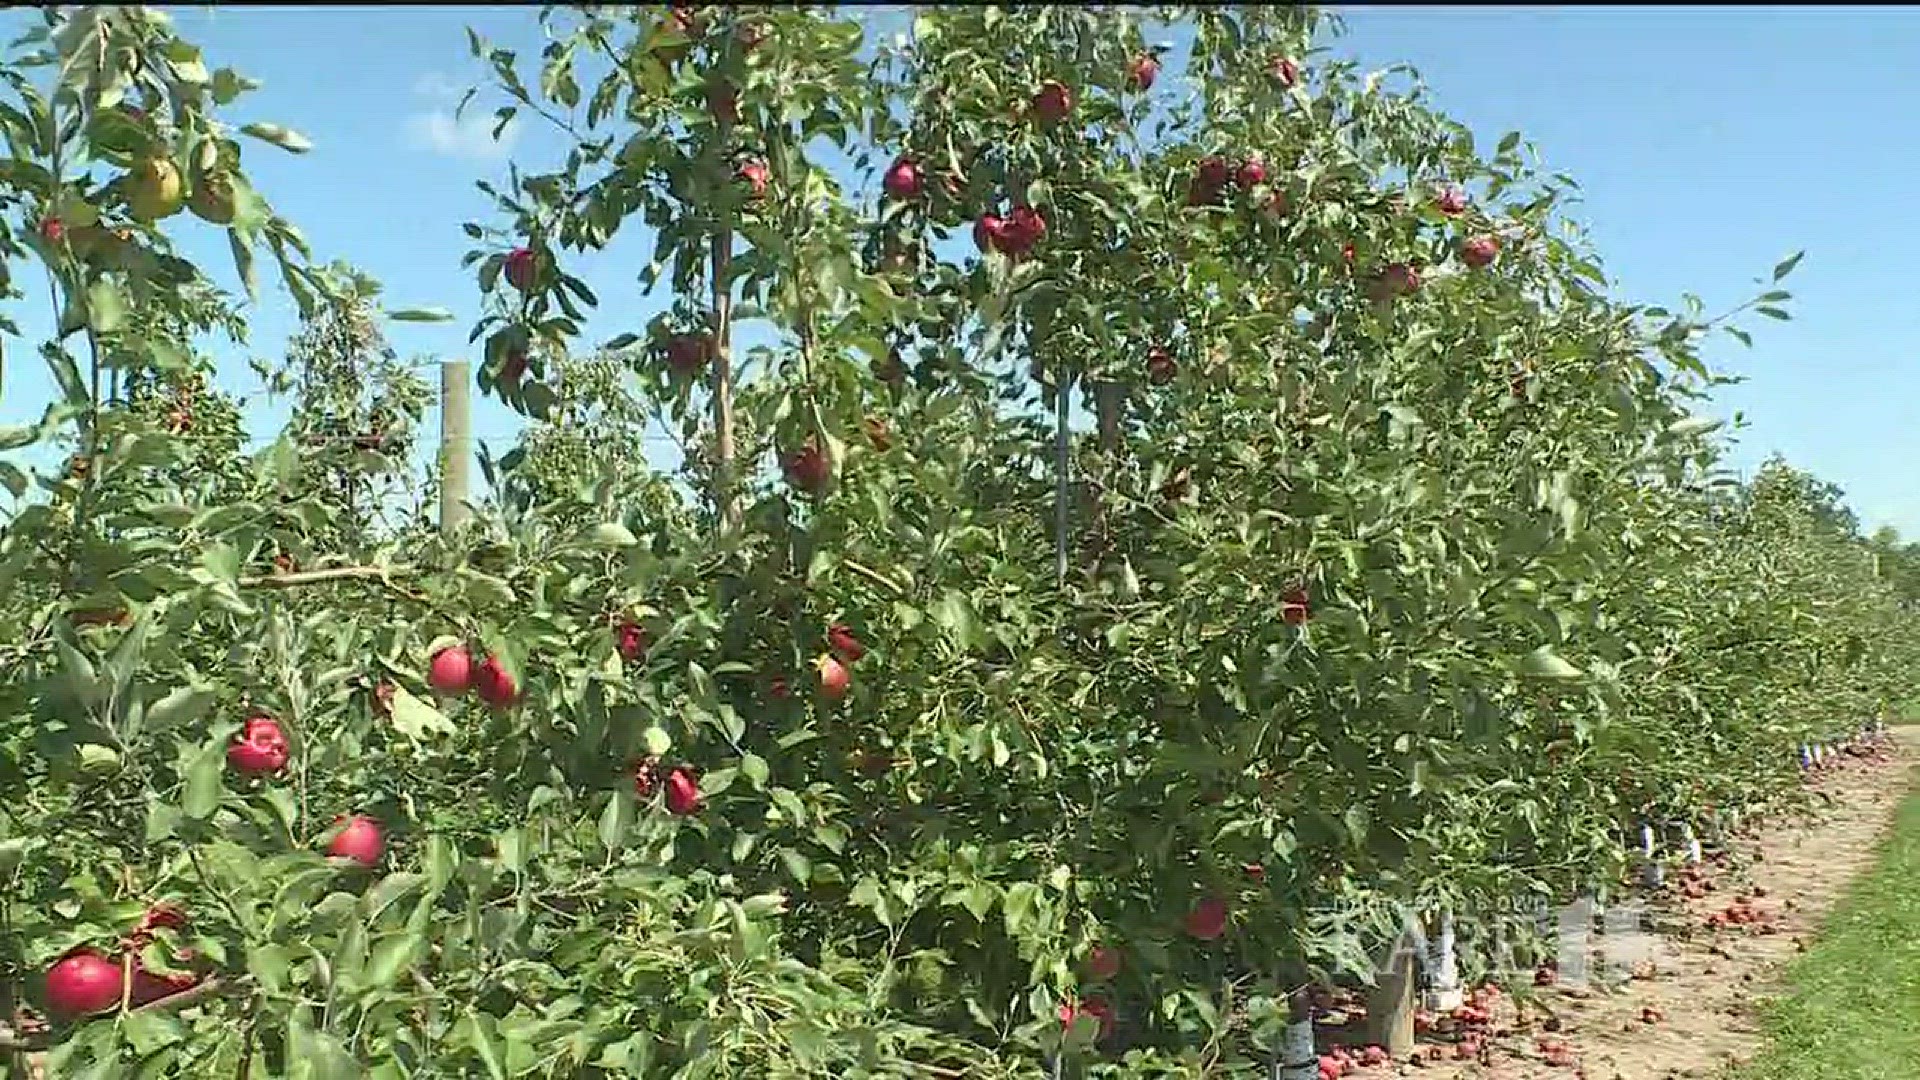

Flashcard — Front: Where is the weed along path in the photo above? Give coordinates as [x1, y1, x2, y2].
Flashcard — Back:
[1383, 727, 1920, 1080]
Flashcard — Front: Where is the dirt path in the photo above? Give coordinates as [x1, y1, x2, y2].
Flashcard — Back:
[1383, 727, 1918, 1080]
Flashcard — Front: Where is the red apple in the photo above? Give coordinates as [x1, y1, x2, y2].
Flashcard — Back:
[997, 205, 1046, 256]
[665, 767, 701, 815]
[1236, 156, 1267, 187]
[1369, 262, 1421, 299]
[427, 646, 473, 694]
[128, 956, 200, 1007]
[768, 674, 792, 700]
[973, 213, 1004, 253]
[632, 757, 659, 798]
[40, 217, 65, 244]
[474, 653, 518, 708]
[1126, 53, 1159, 92]
[1146, 346, 1176, 386]
[1031, 80, 1072, 124]
[1436, 185, 1468, 216]
[503, 247, 539, 293]
[816, 653, 850, 700]
[616, 620, 649, 662]
[827, 623, 866, 663]
[1189, 155, 1231, 206]
[783, 441, 831, 493]
[1058, 995, 1116, 1040]
[737, 158, 770, 198]
[132, 904, 188, 940]
[656, 15, 694, 63]
[327, 815, 384, 867]
[44, 952, 124, 1016]
[1461, 235, 1500, 269]
[1270, 55, 1299, 87]
[1281, 587, 1311, 626]
[1185, 895, 1228, 940]
[883, 157, 923, 200]
[664, 333, 712, 377]
[500, 348, 527, 384]
[227, 714, 289, 776]
[1087, 946, 1122, 981]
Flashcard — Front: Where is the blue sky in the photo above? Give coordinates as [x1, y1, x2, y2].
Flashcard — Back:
[5, 6, 1919, 537]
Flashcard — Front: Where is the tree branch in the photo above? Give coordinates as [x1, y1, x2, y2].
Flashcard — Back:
[235, 565, 414, 590]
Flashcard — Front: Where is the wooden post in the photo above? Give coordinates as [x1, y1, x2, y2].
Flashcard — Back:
[1093, 380, 1122, 454]
[438, 359, 471, 536]
[1365, 949, 1417, 1057]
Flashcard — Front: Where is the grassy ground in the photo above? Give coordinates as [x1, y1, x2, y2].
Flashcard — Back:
[1732, 760, 1920, 1080]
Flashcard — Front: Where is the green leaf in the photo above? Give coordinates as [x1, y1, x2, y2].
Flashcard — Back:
[959, 882, 996, 922]
[459, 1012, 509, 1080]
[1663, 415, 1722, 440]
[54, 635, 101, 708]
[210, 67, 261, 105]
[931, 590, 980, 650]
[361, 931, 422, 991]
[199, 540, 241, 583]
[598, 788, 634, 853]
[247, 944, 294, 994]
[145, 683, 214, 733]
[1771, 250, 1804, 282]
[1517, 645, 1583, 680]
[85, 278, 126, 334]
[388, 684, 455, 741]
[386, 306, 455, 322]
[40, 342, 87, 406]
[0, 401, 76, 451]
[182, 737, 226, 820]
[0, 836, 38, 875]
[583, 522, 638, 548]
[699, 768, 737, 796]
[740, 752, 769, 789]
[228, 228, 258, 300]
[240, 121, 312, 153]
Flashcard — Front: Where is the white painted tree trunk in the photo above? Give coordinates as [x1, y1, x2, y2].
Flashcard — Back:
[1423, 908, 1463, 1011]
[1275, 1018, 1317, 1080]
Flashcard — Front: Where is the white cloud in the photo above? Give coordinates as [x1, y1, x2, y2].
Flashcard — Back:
[403, 71, 521, 163]
[405, 109, 522, 163]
